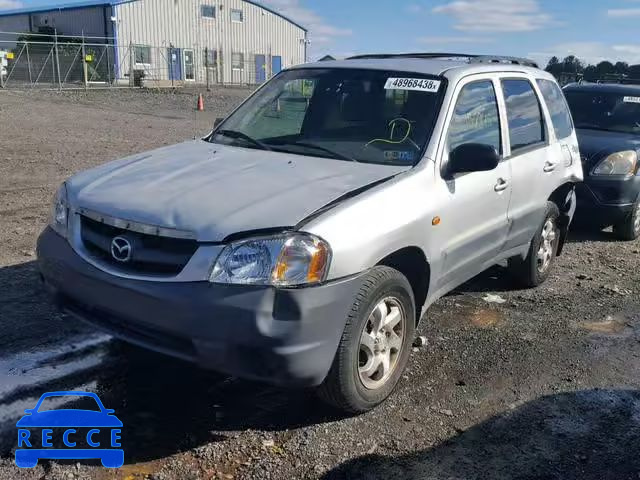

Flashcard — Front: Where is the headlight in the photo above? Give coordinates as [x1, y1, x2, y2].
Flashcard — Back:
[49, 183, 69, 238]
[210, 233, 331, 287]
[592, 151, 638, 176]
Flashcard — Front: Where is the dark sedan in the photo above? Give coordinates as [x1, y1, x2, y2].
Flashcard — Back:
[564, 83, 640, 240]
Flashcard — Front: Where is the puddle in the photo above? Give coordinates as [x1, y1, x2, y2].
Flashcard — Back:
[470, 309, 503, 328]
[579, 316, 628, 334]
[0, 334, 112, 417]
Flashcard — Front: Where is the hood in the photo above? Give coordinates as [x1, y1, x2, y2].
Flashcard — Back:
[576, 128, 640, 170]
[69, 141, 408, 242]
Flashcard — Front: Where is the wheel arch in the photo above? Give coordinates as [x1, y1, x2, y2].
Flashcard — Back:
[376, 246, 430, 325]
[548, 182, 577, 256]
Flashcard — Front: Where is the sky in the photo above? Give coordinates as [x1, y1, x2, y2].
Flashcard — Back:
[2, 0, 640, 67]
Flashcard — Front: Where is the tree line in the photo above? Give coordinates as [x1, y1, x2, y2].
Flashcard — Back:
[545, 55, 640, 84]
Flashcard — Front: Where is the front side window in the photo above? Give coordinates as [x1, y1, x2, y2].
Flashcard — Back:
[537, 79, 573, 139]
[565, 90, 640, 134]
[447, 80, 501, 155]
[232, 52, 244, 69]
[502, 79, 546, 153]
[231, 9, 243, 22]
[134, 45, 151, 65]
[201, 5, 215, 18]
[209, 68, 446, 166]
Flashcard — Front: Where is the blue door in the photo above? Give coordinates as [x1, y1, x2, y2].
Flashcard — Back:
[168, 48, 182, 81]
[255, 54, 266, 83]
[271, 56, 282, 76]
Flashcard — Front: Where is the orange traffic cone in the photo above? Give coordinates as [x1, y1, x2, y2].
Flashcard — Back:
[196, 94, 204, 112]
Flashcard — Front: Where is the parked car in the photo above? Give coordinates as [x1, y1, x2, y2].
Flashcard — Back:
[563, 82, 640, 240]
[37, 53, 583, 413]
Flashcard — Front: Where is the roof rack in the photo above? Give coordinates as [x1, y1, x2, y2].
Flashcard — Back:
[345, 53, 539, 69]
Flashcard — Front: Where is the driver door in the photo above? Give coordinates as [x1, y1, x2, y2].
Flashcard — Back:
[434, 76, 512, 290]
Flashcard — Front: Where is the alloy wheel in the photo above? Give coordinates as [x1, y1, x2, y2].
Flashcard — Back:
[536, 218, 557, 273]
[358, 297, 406, 390]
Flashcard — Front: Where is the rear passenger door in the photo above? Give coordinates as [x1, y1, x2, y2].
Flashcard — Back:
[436, 77, 511, 289]
[500, 78, 554, 250]
[536, 78, 579, 179]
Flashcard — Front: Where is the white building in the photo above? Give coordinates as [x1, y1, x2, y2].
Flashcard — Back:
[0, 0, 308, 85]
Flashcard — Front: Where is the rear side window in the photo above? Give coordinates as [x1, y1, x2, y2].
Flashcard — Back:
[447, 80, 501, 155]
[501, 79, 546, 153]
[536, 79, 573, 139]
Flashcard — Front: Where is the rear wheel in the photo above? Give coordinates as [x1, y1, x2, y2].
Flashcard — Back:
[509, 202, 561, 288]
[317, 266, 415, 413]
[613, 197, 640, 241]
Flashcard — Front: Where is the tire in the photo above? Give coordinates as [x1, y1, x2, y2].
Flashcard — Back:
[317, 266, 416, 413]
[613, 197, 640, 241]
[508, 202, 561, 288]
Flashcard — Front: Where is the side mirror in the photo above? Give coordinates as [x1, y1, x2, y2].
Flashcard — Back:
[214, 117, 224, 128]
[447, 143, 500, 177]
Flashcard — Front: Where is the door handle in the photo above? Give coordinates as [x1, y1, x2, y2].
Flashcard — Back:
[494, 178, 509, 192]
[543, 161, 556, 173]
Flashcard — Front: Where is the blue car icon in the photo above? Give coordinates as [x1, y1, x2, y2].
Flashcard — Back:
[16, 391, 124, 468]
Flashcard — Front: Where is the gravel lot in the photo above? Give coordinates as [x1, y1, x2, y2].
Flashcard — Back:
[0, 88, 639, 480]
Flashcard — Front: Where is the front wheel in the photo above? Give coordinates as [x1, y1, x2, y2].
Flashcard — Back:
[613, 197, 640, 241]
[317, 266, 416, 413]
[508, 202, 561, 288]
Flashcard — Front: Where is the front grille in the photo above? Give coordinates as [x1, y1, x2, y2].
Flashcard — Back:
[80, 215, 199, 276]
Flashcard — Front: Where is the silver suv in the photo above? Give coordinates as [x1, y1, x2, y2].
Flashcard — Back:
[38, 53, 583, 412]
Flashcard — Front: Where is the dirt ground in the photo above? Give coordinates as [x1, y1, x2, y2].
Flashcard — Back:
[0, 88, 639, 480]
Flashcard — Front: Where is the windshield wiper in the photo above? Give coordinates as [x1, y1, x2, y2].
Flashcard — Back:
[216, 129, 272, 151]
[275, 141, 358, 162]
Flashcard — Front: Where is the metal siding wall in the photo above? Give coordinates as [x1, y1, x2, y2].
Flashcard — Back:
[0, 15, 30, 36]
[30, 7, 107, 38]
[116, 0, 305, 84]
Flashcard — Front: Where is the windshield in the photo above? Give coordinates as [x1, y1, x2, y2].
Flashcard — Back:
[208, 68, 446, 166]
[565, 90, 640, 134]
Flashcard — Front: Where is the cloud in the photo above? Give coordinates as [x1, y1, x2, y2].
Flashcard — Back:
[530, 42, 640, 67]
[262, 0, 352, 46]
[405, 4, 424, 13]
[0, 0, 22, 10]
[607, 8, 640, 16]
[432, 0, 553, 32]
[418, 35, 495, 44]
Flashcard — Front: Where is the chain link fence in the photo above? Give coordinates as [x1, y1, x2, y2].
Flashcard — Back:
[0, 31, 278, 90]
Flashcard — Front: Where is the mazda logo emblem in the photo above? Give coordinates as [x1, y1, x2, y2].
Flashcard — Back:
[110, 236, 132, 263]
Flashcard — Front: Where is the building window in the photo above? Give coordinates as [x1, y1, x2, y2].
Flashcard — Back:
[232, 52, 244, 69]
[201, 5, 215, 18]
[134, 45, 151, 65]
[203, 48, 217, 66]
[230, 9, 243, 22]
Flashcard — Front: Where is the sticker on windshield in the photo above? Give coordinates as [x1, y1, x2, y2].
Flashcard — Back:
[623, 96, 640, 104]
[384, 78, 441, 92]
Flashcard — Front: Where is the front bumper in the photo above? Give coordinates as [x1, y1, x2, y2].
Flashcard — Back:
[37, 227, 364, 387]
[575, 175, 640, 226]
